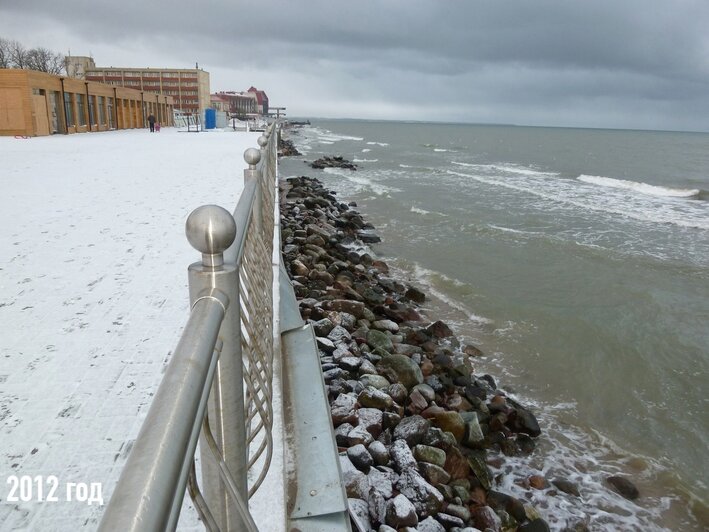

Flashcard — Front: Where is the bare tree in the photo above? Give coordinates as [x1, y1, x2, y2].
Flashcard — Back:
[0, 38, 11, 68]
[26, 47, 65, 74]
[8, 39, 29, 69]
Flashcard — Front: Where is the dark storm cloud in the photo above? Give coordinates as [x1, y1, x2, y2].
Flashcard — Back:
[2, 0, 709, 130]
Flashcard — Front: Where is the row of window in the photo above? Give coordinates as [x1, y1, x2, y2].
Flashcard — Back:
[88, 70, 199, 78]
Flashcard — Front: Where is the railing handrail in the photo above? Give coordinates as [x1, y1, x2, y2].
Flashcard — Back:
[99, 122, 280, 532]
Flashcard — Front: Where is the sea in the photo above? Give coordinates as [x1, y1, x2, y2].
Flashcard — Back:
[279, 119, 709, 531]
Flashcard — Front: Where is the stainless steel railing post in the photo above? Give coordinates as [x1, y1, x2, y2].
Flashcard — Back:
[244, 148, 263, 233]
[186, 205, 249, 531]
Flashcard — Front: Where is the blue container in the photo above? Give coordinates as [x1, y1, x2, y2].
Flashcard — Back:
[205, 108, 216, 129]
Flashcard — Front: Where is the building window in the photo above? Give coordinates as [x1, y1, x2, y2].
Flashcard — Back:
[107, 98, 114, 128]
[76, 93, 87, 126]
[98, 96, 106, 125]
[64, 92, 75, 127]
[88, 95, 95, 125]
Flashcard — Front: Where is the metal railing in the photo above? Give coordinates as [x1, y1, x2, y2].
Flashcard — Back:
[99, 123, 279, 531]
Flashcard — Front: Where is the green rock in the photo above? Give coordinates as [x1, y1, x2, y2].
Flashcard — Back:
[359, 375, 391, 390]
[367, 329, 394, 352]
[467, 453, 492, 491]
[413, 444, 447, 468]
[462, 414, 485, 448]
[377, 355, 423, 390]
[430, 411, 465, 442]
[358, 386, 394, 409]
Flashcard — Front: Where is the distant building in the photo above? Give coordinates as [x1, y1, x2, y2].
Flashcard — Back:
[83, 64, 210, 114]
[65, 56, 96, 79]
[0, 68, 174, 136]
[212, 91, 258, 116]
[247, 87, 269, 115]
[210, 93, 231, 113]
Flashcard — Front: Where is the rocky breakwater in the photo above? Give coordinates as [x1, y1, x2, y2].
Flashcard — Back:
[278, 135, 302, 157]
[309, 156, 358, 171]
[281, 175, 552, 532]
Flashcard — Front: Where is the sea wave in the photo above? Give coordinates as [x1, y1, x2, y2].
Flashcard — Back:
[447, 169, 709, 230]
[353, 158, 378, 163]
[452, 161, 558, 177]
[366, 141, 389, 146]
[578, 174, 701, 198]
[410, 206, 432, 215]
[322, 167, 397, 196]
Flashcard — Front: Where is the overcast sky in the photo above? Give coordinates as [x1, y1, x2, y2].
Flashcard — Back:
[2, 0, 709, 131]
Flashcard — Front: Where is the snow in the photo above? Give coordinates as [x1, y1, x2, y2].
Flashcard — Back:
[0, 127, 284, 530]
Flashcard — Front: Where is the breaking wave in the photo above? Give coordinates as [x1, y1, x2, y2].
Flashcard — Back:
[578, 174, 701, 198]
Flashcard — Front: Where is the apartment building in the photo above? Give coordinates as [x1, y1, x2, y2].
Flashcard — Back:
[84, 66, 210, 114]
[212, 91, 258, 116]
[0, 68, 174, 136]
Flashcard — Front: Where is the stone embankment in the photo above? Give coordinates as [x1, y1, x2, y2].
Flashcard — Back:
[280, 175, 560, 532]
[308, 156, 358, 170]
[278, 136, 302, 157]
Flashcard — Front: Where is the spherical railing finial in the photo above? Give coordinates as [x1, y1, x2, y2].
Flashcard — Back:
[257, 135, 268, 148]
[244, 147, 261, 169]
[185, 205, 236, 267]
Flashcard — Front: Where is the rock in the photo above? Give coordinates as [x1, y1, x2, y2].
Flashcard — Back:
[390, 439, 417, 472]
[395, 469, 445, 517]
[606, 475, 639, 500]
[443, 446, 470, 480]
[510, 405, 541, 437]
[331, 393, 358, 425]
[467, 454, 492, 491]
[393, 415, 430, 447]
[405, 286, 426, 303]
[316, 336, 336, 353]
[408, 389, 429, 413]
[328, 325, 352, 343]
[377, 355, 424, 390]
[418, 462, 451, 486]
[348, 498, 372, 531]
[472, 505, 501, 532]
[357, 407, 384, 439]
[413, 444, 447, 468]
[312, 318, 335, 336]
[435, 512, 464, 529]
[338, 356, 361, 372]
[310, 156, 358, 170]
[429, 411, 465, 442]
[417, 516, 446, 532]
[359, 386, 394, 410]
[552, 478, 580, 497]
[348, 444, 374, 471]
[368, 489, 388, 525]
[445, 503, 471, 522]
[334, 422, 354, 447]
[425, 320, 453, 338]
[373, 319, 399, 333]
[518, 518, 551, 532]
[462, 414, 485, 448]
[367, 329, 394, 352]
[367, 466, 394, 498]
[386, 494, 418, 528]
[387, 383, 408, 404]
[347, 425, 375, 446]
[368, 441, 390, 466]
[528, 475, 549, 490]
[341, 455, 370, 499]
[360, 374, 391, 390]
[325, 299, 366, 318]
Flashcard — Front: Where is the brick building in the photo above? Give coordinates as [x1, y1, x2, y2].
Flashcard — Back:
[84, 66, 210, 114]
[211, 91, 259, 117]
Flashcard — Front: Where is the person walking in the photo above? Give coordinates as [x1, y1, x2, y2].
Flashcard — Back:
[147, 113, 156, 132]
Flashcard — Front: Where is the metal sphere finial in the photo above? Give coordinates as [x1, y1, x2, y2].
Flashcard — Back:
[185, 205, 236, 266]
[244, 147, 261, 168]
[257, 135, 268, 148]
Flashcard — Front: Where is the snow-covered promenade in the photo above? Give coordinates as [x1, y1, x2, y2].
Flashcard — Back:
[0, 128, 260, 530]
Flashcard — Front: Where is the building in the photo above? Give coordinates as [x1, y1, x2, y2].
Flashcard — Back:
[0, 68, 174, 136]
[211, 91, 258, 117]
[209, 93, 231, 113]
[247, 87, 269, 115]
[84, 65, 210, 115]
[65, 56, 96, 79]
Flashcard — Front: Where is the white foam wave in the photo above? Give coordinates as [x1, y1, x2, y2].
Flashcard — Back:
[434, 148, 449, 152]
[366, 141, 389, 147]
[447, 170, 709, 230]
[410, 263, 493, 324]
[410, 206, 432, 215]
[318, 140, 334, 145]
[452, 161, 558, 177]
[353, 158, 378, 163]
[400, 164, 414, 168]
[361, 148, 371, 153]
[322, 167, 395, 196]
[578, 174, 700, 198]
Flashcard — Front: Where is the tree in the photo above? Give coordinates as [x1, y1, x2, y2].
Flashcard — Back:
[8, 39, 29, 68]
[26, 47, 65, 75]
[0, 38, 11, 68]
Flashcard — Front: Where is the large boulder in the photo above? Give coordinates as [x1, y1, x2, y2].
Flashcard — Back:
[377, 355, 424, 390]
